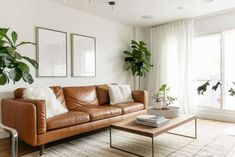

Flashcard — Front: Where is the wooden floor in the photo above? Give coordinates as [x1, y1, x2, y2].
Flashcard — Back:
[1, 119, 235, 157]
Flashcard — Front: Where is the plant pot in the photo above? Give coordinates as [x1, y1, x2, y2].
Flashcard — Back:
[152, 101, 163, 109]
[147, 106, 180, 119]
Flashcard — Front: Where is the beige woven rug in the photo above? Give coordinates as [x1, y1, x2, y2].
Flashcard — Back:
[24, 128, 235, 157]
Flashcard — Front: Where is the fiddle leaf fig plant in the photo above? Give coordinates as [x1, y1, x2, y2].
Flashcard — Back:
[0, 28, 38, 85]
[123, 40, 153, 89]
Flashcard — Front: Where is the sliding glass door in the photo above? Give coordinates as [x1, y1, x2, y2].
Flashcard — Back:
[192, 30, 235, 110]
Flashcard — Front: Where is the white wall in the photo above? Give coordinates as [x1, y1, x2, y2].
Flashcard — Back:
[194, 10, 235, 36]
[0, 0, 136, 122]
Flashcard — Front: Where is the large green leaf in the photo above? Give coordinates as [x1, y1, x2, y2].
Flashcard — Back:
[0, 29, 14, 48]
[131, 45, 138, 49]
[22, 56, 38, 69]
[139, 41, 146, 46]
[9, 68, 22, 83]
[22, 72, 34, 84]
[0, 28, 9, 40]
[0, 52, 14, 60]
[11, 31, 17, 44]
[6, 47, 16, 57]
[131, 40, 139, 46]
[2, 58, 14, 68]
[18, 62, 29, 73]
[0, 72, 7, 85]
[16, 41, 35, 47]
[159, 84, 167, 91]
[15, 52, 22, 60]
[123, 50, 132, 56]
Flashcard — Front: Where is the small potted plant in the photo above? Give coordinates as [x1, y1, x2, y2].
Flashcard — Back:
[152, 84, 177, 109]
[149, 84, 179, 118]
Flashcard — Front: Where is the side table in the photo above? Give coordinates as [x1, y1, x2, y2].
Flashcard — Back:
[0, 124, 18, 157]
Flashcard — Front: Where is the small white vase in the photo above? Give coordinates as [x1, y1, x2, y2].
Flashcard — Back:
[152, 101, 163, 109]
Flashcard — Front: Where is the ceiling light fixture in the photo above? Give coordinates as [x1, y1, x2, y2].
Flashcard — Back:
[142, 15, 153, 19]
[203, 0, 214, 3]
[108, 1, 116, 12]
[108, 1, 115, 6]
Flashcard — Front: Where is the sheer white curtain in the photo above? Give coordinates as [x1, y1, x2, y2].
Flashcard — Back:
[148, 19, 194, 113]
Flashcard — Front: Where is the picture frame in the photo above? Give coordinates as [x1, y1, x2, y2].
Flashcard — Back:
[71, 33, 96, 77]
[36, 27, 67, 77]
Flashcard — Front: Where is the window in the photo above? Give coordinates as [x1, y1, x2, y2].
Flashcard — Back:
[192, 30, 235, 110]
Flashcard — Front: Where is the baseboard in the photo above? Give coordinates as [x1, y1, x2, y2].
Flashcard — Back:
[196, 106, 235, 123]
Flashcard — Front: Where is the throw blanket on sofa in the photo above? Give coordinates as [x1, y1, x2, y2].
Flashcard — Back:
[23, 87, 68, 118]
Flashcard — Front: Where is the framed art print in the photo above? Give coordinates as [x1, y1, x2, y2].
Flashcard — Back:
[71, 34, 96, 77]
[36, 27, 67, 77]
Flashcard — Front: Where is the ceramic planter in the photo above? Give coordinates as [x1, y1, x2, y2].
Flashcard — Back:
[152, 101, 163, 109]
[147, 106, 180, 119]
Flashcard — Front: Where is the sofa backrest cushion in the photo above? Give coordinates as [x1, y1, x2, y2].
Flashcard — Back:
[63, 86, 99, 110]
[96, 85, 110, 105]
[14, 86, 66, 106]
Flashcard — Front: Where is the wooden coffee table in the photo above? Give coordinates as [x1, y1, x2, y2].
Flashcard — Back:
[110, 114, 197, 157]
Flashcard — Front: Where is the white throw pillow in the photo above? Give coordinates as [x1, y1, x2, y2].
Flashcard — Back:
[23, 87, 68, 118]
[108, 84, 134, 104]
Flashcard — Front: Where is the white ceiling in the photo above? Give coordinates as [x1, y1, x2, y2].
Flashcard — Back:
[49, 0, 235, 27]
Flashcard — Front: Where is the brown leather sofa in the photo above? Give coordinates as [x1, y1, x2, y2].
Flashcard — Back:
[1, 85, 148, 155]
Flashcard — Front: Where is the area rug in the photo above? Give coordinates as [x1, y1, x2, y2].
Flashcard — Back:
[24, 129, 235, 157]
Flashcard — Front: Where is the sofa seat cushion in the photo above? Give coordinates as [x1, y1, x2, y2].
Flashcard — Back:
[113, 102, 144, 114]
[47, 111, 90, 130]
[72, 106, 122, 121]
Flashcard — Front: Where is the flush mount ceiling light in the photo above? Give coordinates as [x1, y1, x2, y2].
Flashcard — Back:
[108, 1, 115, 6]
[203, 0, 214, 3]
[142, 15, 154, 19]
[108, 1, 116, 12]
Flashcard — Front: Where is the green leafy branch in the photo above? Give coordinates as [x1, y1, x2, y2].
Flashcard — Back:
[197, 81, 235, 96]
[0, 28, 38, 85]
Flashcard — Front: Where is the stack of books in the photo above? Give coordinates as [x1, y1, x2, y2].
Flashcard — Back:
[136, 115, 169, 128]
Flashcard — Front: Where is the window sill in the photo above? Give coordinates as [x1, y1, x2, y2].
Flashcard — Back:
[196, 106, 235, 123]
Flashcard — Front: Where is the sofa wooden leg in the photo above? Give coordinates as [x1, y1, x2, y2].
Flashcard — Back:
[39, 145, 45, 156]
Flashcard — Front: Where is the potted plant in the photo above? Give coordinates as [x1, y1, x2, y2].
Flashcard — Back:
[0, 27, 38, 156]
[153, 84, 177, 109]
[148, 84, 179, 118]
[0, 28, 38, 85]
[123, 40, 153, 89]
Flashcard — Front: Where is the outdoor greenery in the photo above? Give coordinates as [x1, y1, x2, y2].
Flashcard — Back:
[153, 84, 177, 108]
[0, 28, 38, 85]
[123, 40, 153, 88]
[197, 81, 235, 96]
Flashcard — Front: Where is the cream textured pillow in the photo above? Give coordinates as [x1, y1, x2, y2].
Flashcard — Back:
[108, 84, 134, 104]
[23, 87, 68, 118]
